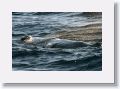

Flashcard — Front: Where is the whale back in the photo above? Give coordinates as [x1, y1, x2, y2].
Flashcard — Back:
[21, 36, 89, 48]
[46, 39, 88, 48]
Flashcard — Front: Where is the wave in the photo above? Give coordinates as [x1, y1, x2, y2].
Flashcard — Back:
[12, 12, 63, 16]
[12, 48, 45, 58]
[13, 12, 102, 18]
[13, 23, 40, 29]
[12, 33, 26, 37]
[12, 12, 24, 15]
[12, 53, 102, 71]
[81, 12, 102, 16]
[33, 12, 62, 15]
[12, 47, 74, 58]
[12, 62, 31, 68]
[45, 55, 102, 71]
[49, 55, 101, 65]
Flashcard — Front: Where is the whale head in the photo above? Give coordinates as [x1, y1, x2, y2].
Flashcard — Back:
[21, 35, 33, 44]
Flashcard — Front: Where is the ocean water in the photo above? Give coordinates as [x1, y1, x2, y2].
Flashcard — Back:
[12, 12, 102, 71]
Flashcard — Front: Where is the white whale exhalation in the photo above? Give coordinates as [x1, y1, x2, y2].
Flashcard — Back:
[21, 35, 88, 48]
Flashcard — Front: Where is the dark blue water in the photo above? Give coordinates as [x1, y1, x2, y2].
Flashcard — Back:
[12, 12, 102, 71]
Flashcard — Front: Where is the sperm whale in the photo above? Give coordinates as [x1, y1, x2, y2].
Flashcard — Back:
[21, 35, 89, 48]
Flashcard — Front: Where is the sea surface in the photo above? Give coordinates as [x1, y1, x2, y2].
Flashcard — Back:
[12, 12, 102, 71]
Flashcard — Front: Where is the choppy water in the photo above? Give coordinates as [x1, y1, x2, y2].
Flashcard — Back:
[12, 12, 102, 71]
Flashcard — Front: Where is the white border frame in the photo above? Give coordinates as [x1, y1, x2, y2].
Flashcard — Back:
[0, 0, 114, 83]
